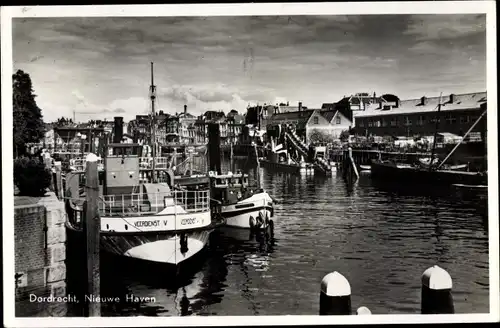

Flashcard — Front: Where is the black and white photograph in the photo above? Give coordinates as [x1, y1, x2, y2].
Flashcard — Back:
[2, 2, 498, 326]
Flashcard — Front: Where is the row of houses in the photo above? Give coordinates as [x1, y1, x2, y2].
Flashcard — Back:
[250, 91, 487, 145]
[43, 90, 487, 154]
[127, 105, 246, 146]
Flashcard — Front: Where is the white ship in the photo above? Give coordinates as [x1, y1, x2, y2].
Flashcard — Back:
[64, 144, 217, 266]
[209, 171, 275, 230]
[64, 62, 219, 266]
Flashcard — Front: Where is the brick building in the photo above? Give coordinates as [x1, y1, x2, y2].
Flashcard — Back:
[352, 92, 487, 142]
[226, 110, 245, 145]
[165, 105, 197, 144]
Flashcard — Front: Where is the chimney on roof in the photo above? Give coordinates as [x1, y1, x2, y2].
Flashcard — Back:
[287, 101, 289, 106]
[298, 102, 302, 112]
[449, 94, 455, 103]
[421, 96, 427, 106]
[373, 92, 376, 102]
[184, 104, 187, 114]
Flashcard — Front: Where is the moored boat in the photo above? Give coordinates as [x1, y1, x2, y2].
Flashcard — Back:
[63, 62, 221, 266]
[370, 160, 487, 186]
[209, 171, 275, 230]
[370, 94, 487, 188]
[64, 145, 220, 266]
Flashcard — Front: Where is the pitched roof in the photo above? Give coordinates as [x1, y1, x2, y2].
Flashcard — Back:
[268, 110, 315, 127]
[228, 114, 245, 124]
[321, 103, 336, 110]
[354, 92, 486, 118]
[320, 109, 338, 122]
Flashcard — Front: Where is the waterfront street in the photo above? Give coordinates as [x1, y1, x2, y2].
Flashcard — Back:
[89, 158, 489, 316]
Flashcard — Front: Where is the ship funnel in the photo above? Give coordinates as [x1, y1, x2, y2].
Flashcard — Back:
[207, 123, 222, 174]
[113, 117, 124, 143]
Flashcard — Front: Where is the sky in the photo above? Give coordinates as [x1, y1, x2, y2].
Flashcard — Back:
[12, 14, 486, 122]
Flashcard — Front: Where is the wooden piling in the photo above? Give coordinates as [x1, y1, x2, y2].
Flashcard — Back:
[83, 154, 101, 317]
[348, 147, 359, 179]
[421, 265, 454, 314]
[207, 123, 222, 174]
[320, 271, 352, 315]
[254, 143, 261, 188]
[230, 142, 234, 172]
[54, 161, 63, 200]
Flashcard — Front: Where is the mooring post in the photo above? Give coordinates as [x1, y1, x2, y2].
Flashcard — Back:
[348, 147, 359, 179]
[421, 265, 454, 314]
[319, 271, 352, 315]
[207, 123, 222, 174]
[230, 142, 234, 172]
[84, 153, 101, 317]
[356, 306, 372, 315]
[54, 161, 63, 199]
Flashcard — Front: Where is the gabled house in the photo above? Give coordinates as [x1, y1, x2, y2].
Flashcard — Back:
[324, 92, 383, 123]
[227, 112, 245, 145]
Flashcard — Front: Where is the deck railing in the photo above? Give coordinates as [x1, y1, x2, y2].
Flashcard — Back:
[64, 189, 210, 225]
[69, 158, 104, 172]
[139, 157, 170, 170]
[98, 189, 210, 217]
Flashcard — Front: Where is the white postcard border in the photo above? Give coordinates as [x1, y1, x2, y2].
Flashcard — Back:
[2, 1, 498, 326]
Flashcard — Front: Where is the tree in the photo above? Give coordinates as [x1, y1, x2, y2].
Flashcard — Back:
[13, 70, 45, 157]
[339, 130, 350, 142]
[14, 157, 52, 196]
[308, 129, 333, 144]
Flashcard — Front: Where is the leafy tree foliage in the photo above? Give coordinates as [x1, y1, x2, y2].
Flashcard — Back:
[13, 70, 45, 157]
[308, 129, 333, 144]
[14, 157, 52, 196]
[339, 130, 350, 142]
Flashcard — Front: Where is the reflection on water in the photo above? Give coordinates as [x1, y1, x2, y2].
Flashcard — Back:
[71, 158, 489, 316]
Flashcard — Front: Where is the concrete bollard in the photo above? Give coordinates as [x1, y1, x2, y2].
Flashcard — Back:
[356, 306, 371, 315]
[320, 271, 352, 315]
[421, 265, 454, 314]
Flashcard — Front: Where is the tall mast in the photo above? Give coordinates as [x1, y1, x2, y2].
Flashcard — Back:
[428, 92, 442, 171]
[150, 62, 157, 182]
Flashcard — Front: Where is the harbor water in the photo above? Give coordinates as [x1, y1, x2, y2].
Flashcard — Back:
[69, 157, 489, 316]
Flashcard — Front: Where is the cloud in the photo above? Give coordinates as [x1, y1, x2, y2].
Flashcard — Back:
[12, 15, 487, 122]
[72, 90, 86, 104]
[404, 14, 486, 41]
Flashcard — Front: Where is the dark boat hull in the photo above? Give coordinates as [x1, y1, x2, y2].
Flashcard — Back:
[370, 161, 488, 186]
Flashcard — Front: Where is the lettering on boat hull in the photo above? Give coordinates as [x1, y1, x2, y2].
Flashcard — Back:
[100, 211, 210, 233]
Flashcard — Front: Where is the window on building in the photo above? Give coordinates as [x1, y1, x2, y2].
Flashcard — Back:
[368, 119, 373, 127]
[430, 116, 441, 124]
[358, 120, 365, 127]
[460, 116, 470, 124]
[404, 116, 412, 126]
[446, 115, 457, 125]
[336, 116, 341, 124]
[382, 118, 388, 127]
[390, 118, 397, 126]
[313, 116, 319, 124]
[416, 115, 425, 126]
